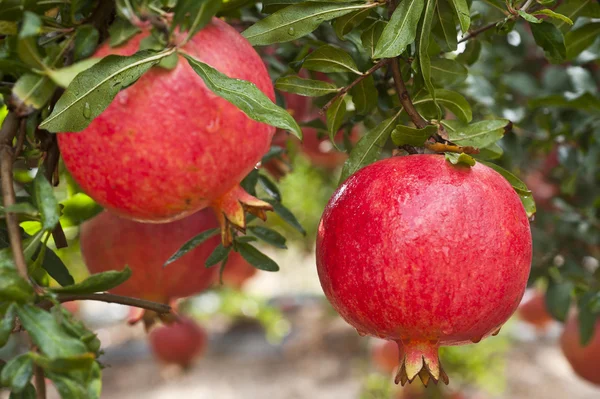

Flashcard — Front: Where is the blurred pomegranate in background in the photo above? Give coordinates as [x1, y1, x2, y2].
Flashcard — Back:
[149, 317, 207, 368]
[560, 314, 600, 385]
[62, 301, 80, 315]
[222, 252, 258, 290]
[372, 339, 400, 374]
[517, 292, 554, 330]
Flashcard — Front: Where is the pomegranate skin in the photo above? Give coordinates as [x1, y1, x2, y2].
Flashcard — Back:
[316, 154, 532, 385]
[560, 315, 600, 385]
[149, 317, 207, 367]
[80, 210, 219, 304]
[58, 19, 275, 222]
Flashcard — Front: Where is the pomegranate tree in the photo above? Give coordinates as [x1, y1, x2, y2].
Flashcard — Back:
[316, 155, 532, 385]
[149, 317, 207, 368]
[58, 19, 276, 245]
[560, 314, 600, 385]
[80, 210, 219, 313]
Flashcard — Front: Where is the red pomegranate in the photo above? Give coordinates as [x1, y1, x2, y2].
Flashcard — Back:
[560, 314, 600, 385]
[149, 317, 207, 367]
[58, 19, 275, 245]
[80, 209, 219, 305]
[517, 292, 553, 330]
[372, 339, 401, 374]
[316, 154, 532, 385]
[222, 252, 257, 289]
[61, 301, 80, 315]
[524, 170, 558, 210]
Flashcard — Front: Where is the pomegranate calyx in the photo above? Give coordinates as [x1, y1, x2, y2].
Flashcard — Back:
[211, 185, 273, 247]
[394, 339, 449, 387]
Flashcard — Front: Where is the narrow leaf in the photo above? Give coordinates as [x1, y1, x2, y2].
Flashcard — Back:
[418, 0, 438, 110]
[164, 228, 220, 266]
[430, 58, 468, 87]
[545, 280, 573, 322]
[264, 199, 306, 235]
[0, 353, 33, 393]
[373, 0, 424, 58]
[449, 0, 470, 32]
[33, 167, 59, 232]
[275, 75, 339, 97]
[441, 119, 509, 148]
[236, 243, 280, 271]
[50, 267, 131, 294]
[0, 303, 16, 347]
[414, 89, 472, 123]
[565, 23, 600, 60]
[531, 21, 566, 64]
[47, 58, 102, 89]
[303, 45, 362, 75]
[433, 0, 458, 52]
[350, 75, 377, 115]
[391, 124, 437, 146]
[205, 244, 231, 267]
[535, 9, 573, 25]
[326, 95, 347, 143]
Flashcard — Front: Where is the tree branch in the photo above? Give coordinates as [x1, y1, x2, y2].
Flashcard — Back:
[34, 363, 46, 399]
[1, 112, 29, 281]
[458, 21, 499, 44]
[321, 59, 390, 113]
[389, 59, 428, 129]
[54, 293, 172, 314]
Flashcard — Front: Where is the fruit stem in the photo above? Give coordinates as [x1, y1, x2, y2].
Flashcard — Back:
[395, 339, 449, 387]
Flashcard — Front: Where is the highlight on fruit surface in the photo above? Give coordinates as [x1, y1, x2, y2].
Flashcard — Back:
[560, 313, 600, 385]
[80, 209, 220, 326]
[316, 154, 532, 386]
[149, 317, 207, 368]
[58, 18, 276, 246]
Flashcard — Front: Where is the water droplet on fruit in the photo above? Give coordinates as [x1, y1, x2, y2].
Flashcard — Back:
[206, 116, 220, 133]
[83, 102, 91, 119]
[117, 92, 129, 106]
[492, 326, 502, 336]
[287, 27, 295, 36]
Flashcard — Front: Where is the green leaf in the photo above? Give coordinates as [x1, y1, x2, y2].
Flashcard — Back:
[262, 0, 303, 14]
[433, 0, 458, 52]
[16, 304, 88, 359]
[565, 23, 600, 60]
[164, 228, 220, 266]
[2, 203, 38, 217]
[456, 39, 481, 65]
[441, 119, 509, 148]
[8, 383, 35, 399]
[12, 74, 56, 111]
[59, 193, 103, 228]
[242, 2, 376, 45]
[361, 21, 386, 59]
[30, 352, 95, 373]
[73, 25, 99, 61]
[0, 249, 35, 303]
[350, 75, 377, 115]
[173, 0, 223, 42]
[418, 0, 438, 109]
[333, 8, 371, 39]
[248, 226, 287, 249]
[414, 89, 472, 123]
[275, 75, 339, 97]
[303, 45, 362, 75]
[373, 0, 424, 58]
[0, 353, 33, 393]
[517, 10, 542, 24]
[0, 303, 16, 347]
[339, 112, 401, 183]
[40, 49, 175, 133]
[264, 199, 306, 235]
[534, 9, 573, 25]
[553, 0, 600, 32]
[45, 373, 87, 399]
[205, 243, 231, 267]
[577, 293, 599, 346]
[40, 244, 74, 287]
[50, 267, 131, 294]
[530, 21, 566, 64]
[236, 243, 280, 271]
[183, 53, 303, 139]
[16, 37, 45, 70]
[545, 280, 573, 322]
[33, 167, 59, 232]
[474, 143, 503, 160]
[0, 20, 17, 35]
[48, 58, 102, 89]
[444, 151, 475, 166]
[108, 18, 141, 47]
[19, 12, 41, 39]
[430, 58, 468, 87]
[391, 124, 437, 146]
[326, 95, 347, 142]
[257, 174, 281, 201]
[481, 161, 537, 217]
[449, 0, 470, 32]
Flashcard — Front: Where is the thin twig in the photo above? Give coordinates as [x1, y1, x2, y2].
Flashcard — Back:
[321, 59, 391, 113]
[389, 59, 428, 129]
[458, 21, 499, 44]
[34, 363, 46, 399]
[424, 142, 480, 154]
[55, 293, 172, 314]
[520, 0, 534, 11]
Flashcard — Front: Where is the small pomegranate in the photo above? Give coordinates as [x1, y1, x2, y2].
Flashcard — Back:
[316, 155, 532, 385]
[222, 252, 257, 289]
[58, 19, 276, 245]
[149, 317, 207, 368]
[517, 292, 553, 330]
[560, 314, 600, 385]
[371, 339, 401, 374]
[80, 210, 219, 307]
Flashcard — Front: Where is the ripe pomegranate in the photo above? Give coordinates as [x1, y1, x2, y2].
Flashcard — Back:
[372, 339, 401, 374]
[222, 252, 257, 289]
[316, 154, 532, 386]
[80, 209, 219, 311]
[560, 314, 600, 385]
[61, 301, 80, 315]
[58, 19, 276, 245]
[149, 317, 207, 368]
[517, 292, 553, 330]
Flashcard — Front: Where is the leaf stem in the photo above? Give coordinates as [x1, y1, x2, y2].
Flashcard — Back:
[55, 293, 172, 314]
[520, 0, 534, 12]
[321, 59, 390, 113]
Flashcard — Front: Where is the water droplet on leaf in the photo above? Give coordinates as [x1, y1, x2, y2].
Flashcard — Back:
[287, 27, 295, 36]
[83, 102, 92, 119]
